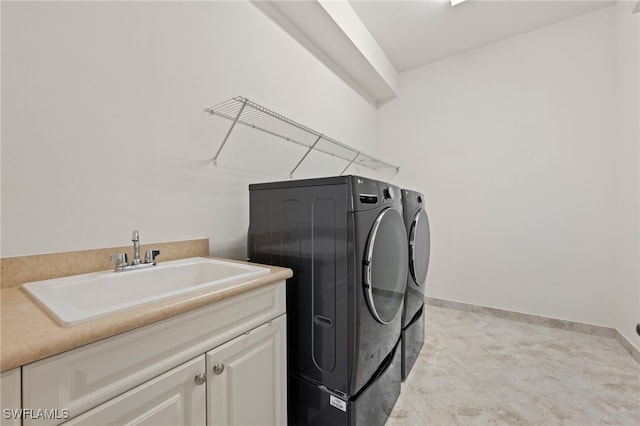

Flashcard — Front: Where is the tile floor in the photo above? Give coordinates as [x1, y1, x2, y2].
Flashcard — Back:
[388, 305, 640, 425]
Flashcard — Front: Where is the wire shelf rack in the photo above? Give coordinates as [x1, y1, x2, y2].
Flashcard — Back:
[205, 96, 399, 178]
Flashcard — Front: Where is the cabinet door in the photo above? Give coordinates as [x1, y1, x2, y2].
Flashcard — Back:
[1, 368, 21, 426]
[207, 315, 286, 426]
[63, 356, 206, 426]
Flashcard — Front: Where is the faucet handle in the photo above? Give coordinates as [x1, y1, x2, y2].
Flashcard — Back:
[110, 253, 128, 269]
[145, 249, 160, 264]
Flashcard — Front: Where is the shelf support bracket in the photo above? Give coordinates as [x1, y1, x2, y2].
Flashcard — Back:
[212, 98, 248, 166]
[289, 135, 322, 178]
[340, 152, 360, 175]
[390, 166, 400, 180]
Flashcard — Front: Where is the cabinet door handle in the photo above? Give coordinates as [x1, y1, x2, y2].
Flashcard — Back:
[194, 372, 206, 385]
[213, 363, 225, 375]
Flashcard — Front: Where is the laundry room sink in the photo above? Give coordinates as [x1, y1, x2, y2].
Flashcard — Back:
[21, 257, 270, 326]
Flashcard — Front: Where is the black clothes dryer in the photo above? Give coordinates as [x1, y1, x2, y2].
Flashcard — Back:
[400, 188, 431, 381]
[248, 175, 408, 426]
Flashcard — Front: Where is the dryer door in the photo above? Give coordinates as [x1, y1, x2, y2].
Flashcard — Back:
[364, 207, 409, 324]
[409, 208, 430, 287]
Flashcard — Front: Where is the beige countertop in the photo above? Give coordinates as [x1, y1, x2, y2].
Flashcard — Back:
[0, 258, 292, 372]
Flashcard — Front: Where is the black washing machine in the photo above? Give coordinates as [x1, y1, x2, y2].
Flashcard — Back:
[400, 189, 430, 381]
[248, 175, 408, 426]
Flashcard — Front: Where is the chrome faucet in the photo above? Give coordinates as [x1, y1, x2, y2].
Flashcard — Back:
[132, 230, 141, 265]
[109, 230, 160, 272]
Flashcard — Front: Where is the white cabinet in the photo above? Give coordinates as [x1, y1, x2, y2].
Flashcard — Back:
[63, 356, 206, 426]
[207, 315, 286, 426]
[21, 281, 287, 426]
[1, 368, 21, 426]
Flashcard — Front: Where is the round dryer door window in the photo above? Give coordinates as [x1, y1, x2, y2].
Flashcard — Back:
[409, 208, 430, 286]
[364, 207, 409, 324]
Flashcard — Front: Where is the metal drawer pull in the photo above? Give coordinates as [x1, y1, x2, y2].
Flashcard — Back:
[194, 373, 206, 385]
[213, 363, 225, 375]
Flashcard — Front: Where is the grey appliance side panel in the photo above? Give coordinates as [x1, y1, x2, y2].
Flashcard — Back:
[311, 197, 338, 372]
[248, 197, 275, 265]
[248, 183, 351, 394]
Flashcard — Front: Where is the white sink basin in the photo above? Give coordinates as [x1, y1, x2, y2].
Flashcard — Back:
[21, 257, 270, 327]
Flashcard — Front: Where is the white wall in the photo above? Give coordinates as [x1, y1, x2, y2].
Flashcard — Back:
[378, 7, 619, 329]
[613, 1, 640, 349]
[1, 1, 379, 259]
[3, 2, 636, 347]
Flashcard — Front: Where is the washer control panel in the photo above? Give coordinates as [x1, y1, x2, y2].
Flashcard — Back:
[353, 177, 402, 211]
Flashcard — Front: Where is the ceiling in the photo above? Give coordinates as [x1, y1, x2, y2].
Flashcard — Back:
[349, 0, 615, 72]
[255, 0, 616, 103]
